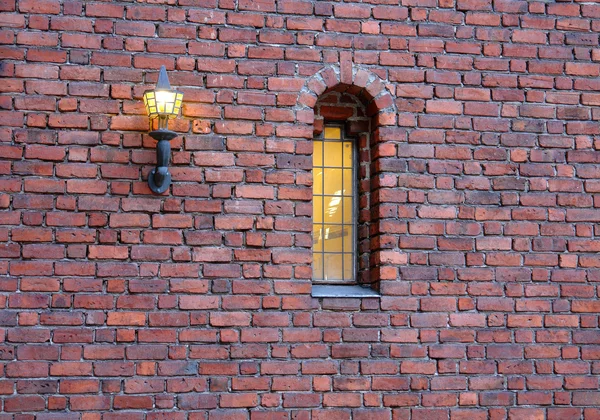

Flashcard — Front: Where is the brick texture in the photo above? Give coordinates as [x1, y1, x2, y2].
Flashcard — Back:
[2, 0, 600, 417]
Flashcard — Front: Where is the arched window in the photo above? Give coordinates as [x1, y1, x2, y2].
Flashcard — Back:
[300, 65, 398, 297]
[311, 89, 373, 294]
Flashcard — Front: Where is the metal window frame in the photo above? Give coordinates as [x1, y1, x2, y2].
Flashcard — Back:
[312, 124, 358, 285]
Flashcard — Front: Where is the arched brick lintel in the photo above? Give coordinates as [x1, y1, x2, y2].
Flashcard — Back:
[297, 64, 397, 123]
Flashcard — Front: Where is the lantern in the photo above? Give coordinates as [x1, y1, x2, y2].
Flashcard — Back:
[142, 65, 183, 194]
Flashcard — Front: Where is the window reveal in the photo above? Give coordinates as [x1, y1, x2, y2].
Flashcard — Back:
[312, 126, 357, 284]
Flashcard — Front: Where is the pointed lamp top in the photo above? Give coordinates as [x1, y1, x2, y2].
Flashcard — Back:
[156, 65, 172, 91]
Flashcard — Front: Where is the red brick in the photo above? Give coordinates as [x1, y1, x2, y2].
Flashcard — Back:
[2, 1, 599, 415]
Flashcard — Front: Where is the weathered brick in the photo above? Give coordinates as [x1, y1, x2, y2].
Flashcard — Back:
[1, 1, 599, 415]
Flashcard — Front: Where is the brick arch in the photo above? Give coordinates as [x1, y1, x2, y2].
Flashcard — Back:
[297, 64, 397, 123]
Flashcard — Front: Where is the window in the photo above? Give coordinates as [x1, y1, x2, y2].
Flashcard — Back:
[312, 125, 356, 284]
[305, 69, 395, 297]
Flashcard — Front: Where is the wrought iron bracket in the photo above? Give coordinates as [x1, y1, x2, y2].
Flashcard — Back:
[148, 128, 177, 194]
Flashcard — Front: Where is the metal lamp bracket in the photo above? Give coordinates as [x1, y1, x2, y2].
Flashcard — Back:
[148, 127, 177, 194]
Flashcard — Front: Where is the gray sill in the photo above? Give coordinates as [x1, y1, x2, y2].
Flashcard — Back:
[311, 284, 380, 298]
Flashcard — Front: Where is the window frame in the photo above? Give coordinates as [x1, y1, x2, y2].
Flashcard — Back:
[312, 123, 359, 285]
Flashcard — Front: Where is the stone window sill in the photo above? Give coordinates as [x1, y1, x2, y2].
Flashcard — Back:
[311, 284, 380, 298]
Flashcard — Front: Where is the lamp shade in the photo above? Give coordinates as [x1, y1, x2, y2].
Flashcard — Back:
[143, 66, 183, 119]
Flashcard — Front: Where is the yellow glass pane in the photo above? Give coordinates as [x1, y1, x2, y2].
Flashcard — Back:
[324, 225, 343, 252]
[324, 254, 343, 281]
[313, 253, 323, 280]
[324, 142, 342, 167]
[343, 253, 354, 280]
[343, 225, 353, 252]
[324, 126, 341, 139]
[313, 169, 322, 195]
[343, 197, 353, 222]
[313, 226, 323, 252]
[313, 196, 323, 223]
[342, 169, 353, 195]
[323, 168, 342, 195]
[313, 141, 323, 166]
[325, 196, 342, 223]
[343, 142, 352, 166]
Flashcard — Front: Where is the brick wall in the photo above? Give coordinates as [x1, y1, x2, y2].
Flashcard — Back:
[2, 0, 600, 418]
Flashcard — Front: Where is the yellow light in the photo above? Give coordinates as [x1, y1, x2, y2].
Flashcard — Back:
[142, 66, 183, 120]
[143, 89, 183, 119]
[156, 90, 174, 113]
[324, 126, 341, 139]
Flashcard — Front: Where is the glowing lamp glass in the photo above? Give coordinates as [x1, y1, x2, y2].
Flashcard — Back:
[143, 89, 183, 120]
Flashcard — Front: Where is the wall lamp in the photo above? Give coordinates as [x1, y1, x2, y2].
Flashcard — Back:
[143, 65, 183, 194]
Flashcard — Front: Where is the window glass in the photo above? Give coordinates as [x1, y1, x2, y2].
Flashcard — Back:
[324, 126, 341, 139]
[324, 142, 342, 167]
[312, 126, 356, 283]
